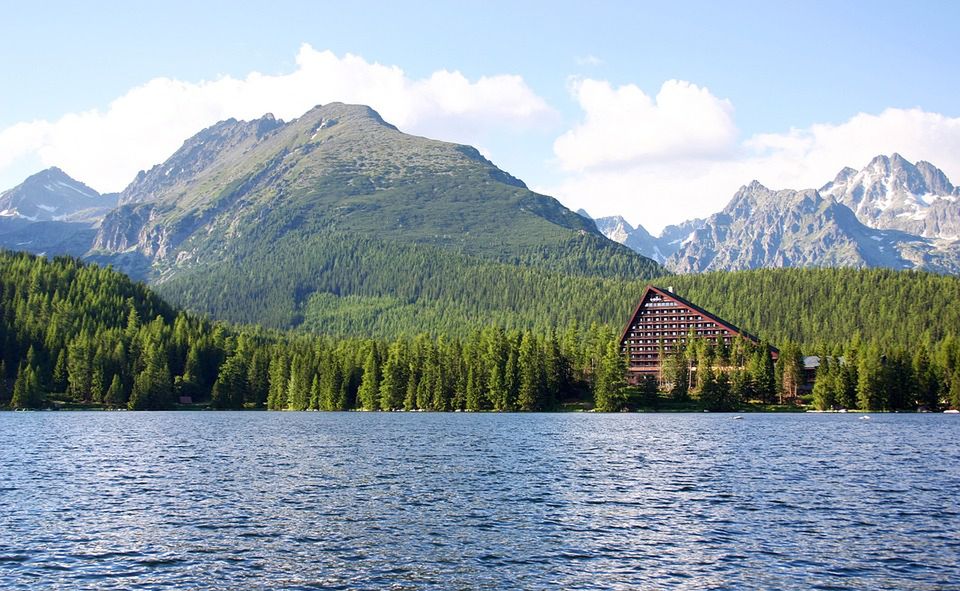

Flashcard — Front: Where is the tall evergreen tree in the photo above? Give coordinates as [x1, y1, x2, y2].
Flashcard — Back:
[594, 340, 627, 412]
[128, 342, 173, 410]
[379, 340, 406, 411]
[11, 363, 44, 409]
[357, 346, 381, 411]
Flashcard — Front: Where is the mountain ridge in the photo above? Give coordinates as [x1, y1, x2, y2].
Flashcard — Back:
[594, 154, 960, 273]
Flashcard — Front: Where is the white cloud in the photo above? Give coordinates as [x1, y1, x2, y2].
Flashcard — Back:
[0, 44, 554, 192]
[553, 78, 737, 172]
[547, 79, 960, 235]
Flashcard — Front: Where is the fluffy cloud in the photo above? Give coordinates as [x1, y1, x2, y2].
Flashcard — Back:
[547, 80, 960, 234]
[0, 45, 554, 192]
[553, 78, 737, 172]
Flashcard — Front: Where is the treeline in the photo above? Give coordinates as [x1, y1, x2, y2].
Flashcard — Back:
[800, 338, 960, 411]
[157, 230, 960, 362]
[4, 251, 960, 412]
[0, 251, 624, 410]
[664, 268, 960, 351]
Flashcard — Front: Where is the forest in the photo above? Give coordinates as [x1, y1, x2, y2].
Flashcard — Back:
[2, 251, 959, 412]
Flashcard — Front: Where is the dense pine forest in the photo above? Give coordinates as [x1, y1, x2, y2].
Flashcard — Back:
[2, 250, 959, 412]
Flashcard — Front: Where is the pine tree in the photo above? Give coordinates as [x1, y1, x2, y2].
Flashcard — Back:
[266, 353, 290, 410]
[246, 350, 270, 408]
[128, 342, 173, 410]
[310, 375, 322, 410]
[286, 356, 311, 411]
[66, 335, 93, 402]
[465, 364, 482, 411]
[857, 347, 886, 411]
[812, 357, 837, 411]
[105, 374, 125, 407]
[11, 363, 44, 409]
[667, 350, 689, 401]
[211, 354, 247, 409]
[699, 366, 722, 411]
[52, 349, 68, 392]
[379, 340, 406, 411]
[517, 333, 543, 411]
[357, 346, 381, 410]
[638, 374, 659, 408]
[913, 344, 940, 410]
[593, 340, 627, 412]
[728, 369, 749, 409]
[950, 370, 960, 410]
[778, 341, 804, 404]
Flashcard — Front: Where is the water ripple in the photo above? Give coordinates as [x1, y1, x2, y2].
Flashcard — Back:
[1, 412, 959, 590]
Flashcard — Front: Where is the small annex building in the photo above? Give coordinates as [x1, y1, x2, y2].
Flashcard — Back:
[619, 285, 777, 384]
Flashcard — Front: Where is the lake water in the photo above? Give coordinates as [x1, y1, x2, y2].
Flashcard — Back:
[1, 412, 959, 590]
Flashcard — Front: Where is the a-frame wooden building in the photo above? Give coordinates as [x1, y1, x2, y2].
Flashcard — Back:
[619, 285, 777, 384]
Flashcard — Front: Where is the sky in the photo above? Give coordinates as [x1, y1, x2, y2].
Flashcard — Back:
[2, 0, 959, 234]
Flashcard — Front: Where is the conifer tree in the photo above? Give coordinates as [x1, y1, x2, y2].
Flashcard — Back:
[379, 340, 406, 411]
[357, 346, 381, 410]
[913, 344, 940, 410]
[593, 340, 627, 412]
[699, 365, 721, 411]
[267, 353, 290, 410]
[638, 374, 659, 408]
[211, 353, 247, 409]
[667, 349, 689, 401]
[11, 363, 44, 409]
[286, 356, 311, 411]
[105, 374, 125, 407]
[950, 370, 960, 410]
[857, 347, 885, 411]
[128, 342, 173, 410]
[517, 332, 543, 411]
[812, 357, 837, 411]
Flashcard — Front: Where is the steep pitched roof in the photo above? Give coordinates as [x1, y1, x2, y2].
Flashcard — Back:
[619, 284, 778, 353]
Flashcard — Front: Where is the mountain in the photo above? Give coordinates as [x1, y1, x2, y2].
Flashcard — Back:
[591, 213, 704, 264]
[0, 167, 116, 222]
[668, 181, 943, 273]
[600, 154, 960, 274]
[820, 154, 960, 240]
[87, 103, 660, 330]
[0, 168, 117, 256]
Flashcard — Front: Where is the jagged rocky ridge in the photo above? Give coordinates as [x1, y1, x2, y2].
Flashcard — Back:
[0, 167, 117, 256]
[592, 154, 960, 273]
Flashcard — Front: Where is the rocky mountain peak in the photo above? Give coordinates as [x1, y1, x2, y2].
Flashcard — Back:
[820, 154, 960, 239]
[0, 166, 115, 224]
[593, 215, 634, 244]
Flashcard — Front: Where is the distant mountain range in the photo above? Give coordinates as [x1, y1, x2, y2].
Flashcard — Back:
[0, 167, 117, 256]
[3, 104, 960, 335]
[586, 154, 960, 273]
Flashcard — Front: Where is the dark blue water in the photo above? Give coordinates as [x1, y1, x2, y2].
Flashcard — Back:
[1, 412, 959, 590]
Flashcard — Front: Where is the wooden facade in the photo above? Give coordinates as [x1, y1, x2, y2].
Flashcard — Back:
[619, 285, 777, 383]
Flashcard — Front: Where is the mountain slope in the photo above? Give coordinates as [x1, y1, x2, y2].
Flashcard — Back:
[88, 103, 661, 331]
[93, 103, 649, 274]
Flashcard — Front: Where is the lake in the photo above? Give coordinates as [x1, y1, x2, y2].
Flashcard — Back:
[1, 412, 958, 590]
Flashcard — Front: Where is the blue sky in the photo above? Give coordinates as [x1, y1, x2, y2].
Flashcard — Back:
[3, 0, 959, 232]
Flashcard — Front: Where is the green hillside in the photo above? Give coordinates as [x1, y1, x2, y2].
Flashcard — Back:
[2, 251, 959, 412]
